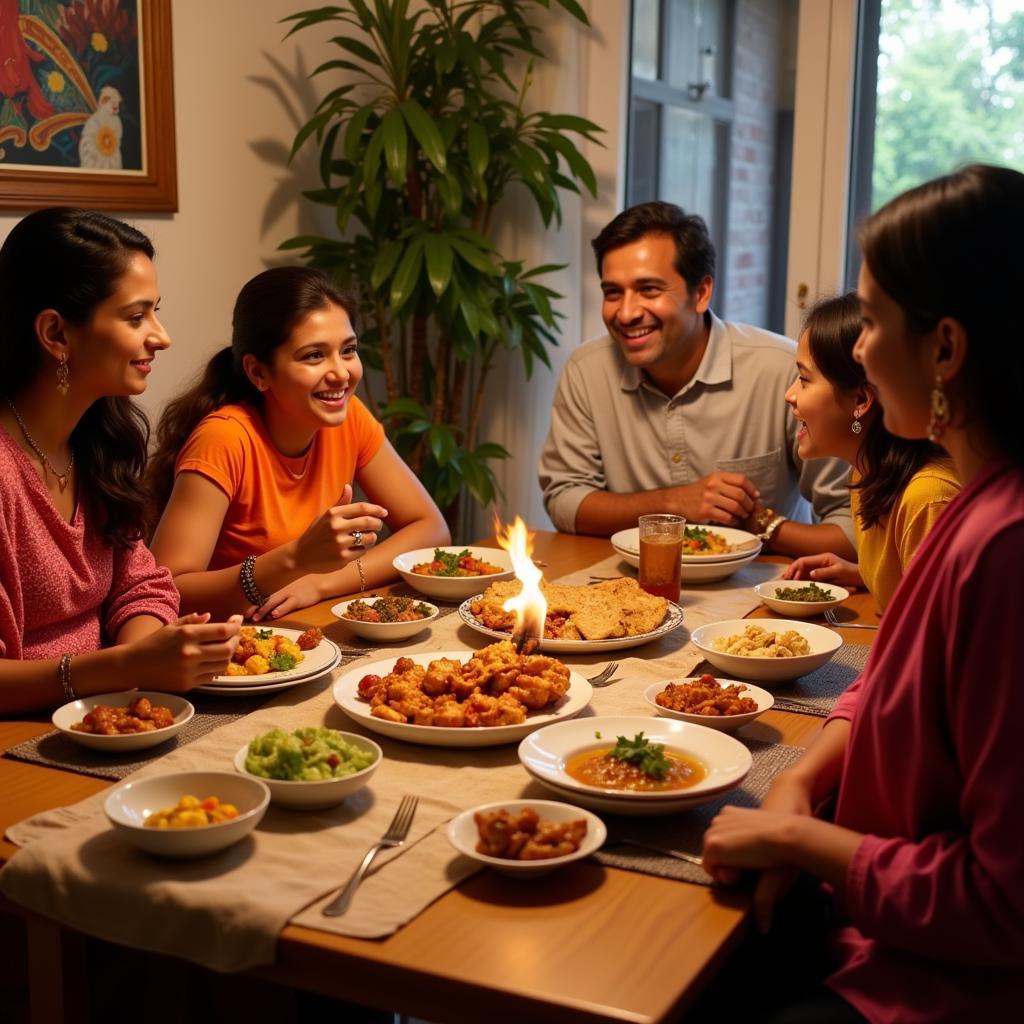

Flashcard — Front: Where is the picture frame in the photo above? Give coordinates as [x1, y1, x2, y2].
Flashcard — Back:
[0, 0, 177, 212]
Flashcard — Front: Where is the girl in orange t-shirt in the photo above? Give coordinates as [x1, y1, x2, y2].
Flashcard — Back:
[148, 267, 449, 620]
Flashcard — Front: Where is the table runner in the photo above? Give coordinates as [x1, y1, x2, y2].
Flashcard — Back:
[0, 552, 802, 973]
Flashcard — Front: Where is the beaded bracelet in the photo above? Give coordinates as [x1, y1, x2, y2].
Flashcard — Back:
[356, 558, 366, 594]
[240, 554, 268, 607]
[58, 653, 75, 702]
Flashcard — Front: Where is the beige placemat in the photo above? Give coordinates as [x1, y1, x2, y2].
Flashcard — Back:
[0, 553, 791, 972]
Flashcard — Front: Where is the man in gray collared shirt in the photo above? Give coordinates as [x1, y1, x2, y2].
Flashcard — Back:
[538, 202, 855, 558]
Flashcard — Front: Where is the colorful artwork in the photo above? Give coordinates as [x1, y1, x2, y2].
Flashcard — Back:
[0, 0, 143, 172]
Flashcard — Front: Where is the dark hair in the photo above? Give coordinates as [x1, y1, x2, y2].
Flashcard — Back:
[147, 266, 358, 524]
[803, 292, 951, 530]
[859, 163, 1024, 466]
[591, 201, 716, 290]
[0, 208, 155, 548]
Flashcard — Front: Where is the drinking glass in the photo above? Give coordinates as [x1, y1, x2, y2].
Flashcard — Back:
[638, 514, 685, 603]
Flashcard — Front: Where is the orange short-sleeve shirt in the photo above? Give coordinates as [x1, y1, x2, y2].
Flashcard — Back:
[175, 400, 385, 570]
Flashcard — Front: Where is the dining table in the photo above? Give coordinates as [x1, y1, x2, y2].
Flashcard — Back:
[0, 531, 880, 1024]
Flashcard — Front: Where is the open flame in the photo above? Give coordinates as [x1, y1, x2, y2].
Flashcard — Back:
[495, 515, 547, 652]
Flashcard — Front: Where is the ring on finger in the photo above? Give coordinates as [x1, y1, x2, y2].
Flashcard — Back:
[352, 530, 364, 546]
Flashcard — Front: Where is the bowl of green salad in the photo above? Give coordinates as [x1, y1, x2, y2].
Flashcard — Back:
[234, 726, 382, 809]
[753, 580, 850, 618]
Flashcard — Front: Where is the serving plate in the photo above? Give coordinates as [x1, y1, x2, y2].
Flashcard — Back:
[197, 645, 341, 696]
[210, 628, 340, 687]
[457, 598, 684, 653]
[333, 650, 592, 747]
[611, 526, 761, 562]
[392, 547, 515, 600]
[611, 544, 761, 584]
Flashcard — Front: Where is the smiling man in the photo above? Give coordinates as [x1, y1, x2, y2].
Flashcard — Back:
[538, 201, 855, 558]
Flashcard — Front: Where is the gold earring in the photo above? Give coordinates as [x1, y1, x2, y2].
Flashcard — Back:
[851, 412, 862, 435]
[56, 354, 70, 397]
[928, 375, 950, 442]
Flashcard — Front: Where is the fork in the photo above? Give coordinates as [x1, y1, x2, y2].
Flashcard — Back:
[586, 662, 620, 687]
[322, 795, 419, 917]
[606, 838, 704, 867]
[824, 608, 879, 630]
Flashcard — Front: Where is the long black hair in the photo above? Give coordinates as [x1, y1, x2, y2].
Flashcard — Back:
[859, 163, 1024, 467]
[803, 293, 951, 530]
[146, 266, 358, 524]
[0, 208, 155, 547]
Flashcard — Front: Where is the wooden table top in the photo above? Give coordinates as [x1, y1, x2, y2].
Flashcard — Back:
[0, 531, 878, 1024]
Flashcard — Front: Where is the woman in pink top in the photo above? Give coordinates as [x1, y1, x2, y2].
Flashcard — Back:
[0, 209, 241, 714]
[701, 165, 1024, 1023]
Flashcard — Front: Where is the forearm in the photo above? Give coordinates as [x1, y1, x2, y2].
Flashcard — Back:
[769, 521, 856, 560]
[0, 647, 130, 714]
[174, 543, 302, 618]
[776, 718, 850, 809]
[115, 615, 165, 644]
[574, 487, 688, 536]
[777, 816, 863, 898]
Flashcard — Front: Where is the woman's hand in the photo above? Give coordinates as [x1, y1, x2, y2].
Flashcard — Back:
[249, 576, 324, 623]
[294, 484, 387, 574]
[781, 552, 862, 588]
[123, 613, 242, 691]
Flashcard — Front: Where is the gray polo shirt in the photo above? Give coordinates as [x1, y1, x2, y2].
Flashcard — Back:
[538, 315, 854, 541]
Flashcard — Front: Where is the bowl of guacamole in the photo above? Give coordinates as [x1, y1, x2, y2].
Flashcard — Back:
[235, 727, 382, 809]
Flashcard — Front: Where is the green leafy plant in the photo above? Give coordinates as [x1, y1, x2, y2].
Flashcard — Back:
[280, 0, 602, 533]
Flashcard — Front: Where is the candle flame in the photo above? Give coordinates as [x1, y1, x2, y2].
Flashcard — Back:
[495, 515, 547, 651]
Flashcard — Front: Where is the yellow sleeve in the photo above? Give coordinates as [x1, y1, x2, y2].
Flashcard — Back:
[894, 474, 961, 571]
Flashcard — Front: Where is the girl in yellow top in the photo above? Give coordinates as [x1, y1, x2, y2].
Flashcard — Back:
[780, 293, 959, 611]
[148, 267, 449, 620]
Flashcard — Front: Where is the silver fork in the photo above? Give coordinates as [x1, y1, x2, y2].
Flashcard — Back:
[322, 795, 418, 917]
[824, 608, 879, 630]
[587, 662, 620, 687]
[606, 838, 704, 866]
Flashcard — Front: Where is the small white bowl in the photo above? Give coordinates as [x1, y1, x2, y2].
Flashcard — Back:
[104, 770, 269, 858]
[331, 597, 439, 642]
[52, 692, 194, 752]
[643, 677, 774, 732]
[690, 619, 843, 684]
[233, 731, 382, 810]
[446, 799, 606, 877]
[392, 546, 515, 600]
[753, 581, 850, 619]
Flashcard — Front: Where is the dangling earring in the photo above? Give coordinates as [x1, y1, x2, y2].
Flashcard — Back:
[56, 354, 70, 397]
[851, 412, 862, 435]
[928, 375, 950, 442]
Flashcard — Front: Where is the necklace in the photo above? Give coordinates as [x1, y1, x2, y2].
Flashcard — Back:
[5, 399, 74, 492]
[281, 436, 315, 480]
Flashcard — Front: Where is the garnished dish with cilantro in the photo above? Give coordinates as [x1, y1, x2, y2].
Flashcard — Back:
[773, 582, 835, 602]
[411, 548, 504, 577]
[343, 596, 434, 623]
[566, 731, 707, 792]
[224, 625, 322, 677]
[682, 526, 733, 555]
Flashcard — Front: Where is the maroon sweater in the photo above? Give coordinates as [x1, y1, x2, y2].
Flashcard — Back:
[825, 458, 1024, 1023]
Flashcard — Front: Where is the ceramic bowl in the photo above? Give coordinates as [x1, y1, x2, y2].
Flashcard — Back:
[52, 692, 194, 752]
[392, 547, 515, 600]
[643, 677, 774, 732]
[331, 597, 439, 642]
[104, 770, 269, 858]
[753, 581, 850, 619]
[446, 799, 606, 876]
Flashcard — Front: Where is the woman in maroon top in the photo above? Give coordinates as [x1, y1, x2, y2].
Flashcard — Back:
[702, 165, 1024, 1024]
[0, 209, 240, 713]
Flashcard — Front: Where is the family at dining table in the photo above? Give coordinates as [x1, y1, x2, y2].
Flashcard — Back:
[1, 163, 1021, 1023]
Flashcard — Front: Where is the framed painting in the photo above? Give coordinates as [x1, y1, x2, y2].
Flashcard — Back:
[0, 0, 177, 211]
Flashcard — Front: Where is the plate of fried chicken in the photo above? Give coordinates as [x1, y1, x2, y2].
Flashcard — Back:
[332, 642, 592, 747]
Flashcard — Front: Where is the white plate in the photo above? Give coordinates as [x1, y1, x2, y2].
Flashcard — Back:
[643, 677, 774, 732]
[446, 800, 606, 876]
[331, 598, 439, 642]
[518, 715, 751, 813]
[392, 546, 516, 600]
[457, 598, 685, 653]
[197, 646, 341, 696]
[211, 630, 340, 686]
[690, 619, 842, 683]
[333, 650, 592, 747]
[753, 581, 850, 618]
[611, 526, 761, 562]
[612, 544, 762, 584]
[105, 770, 269, 859]
[52, 692, 194, 752]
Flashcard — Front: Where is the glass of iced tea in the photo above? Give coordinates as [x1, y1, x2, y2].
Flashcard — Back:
[638, 514, 685, 603]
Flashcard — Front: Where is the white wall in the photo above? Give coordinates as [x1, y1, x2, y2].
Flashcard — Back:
[1, 0, 630, 540]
